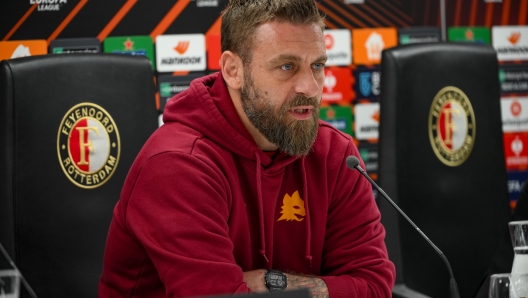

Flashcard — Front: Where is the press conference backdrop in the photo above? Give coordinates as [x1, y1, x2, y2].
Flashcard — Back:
[1, 0, 528, 266]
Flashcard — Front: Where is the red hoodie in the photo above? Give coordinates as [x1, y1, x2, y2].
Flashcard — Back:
[99, 72, 395, 297]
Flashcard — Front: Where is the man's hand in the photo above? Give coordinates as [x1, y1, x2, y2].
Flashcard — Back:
[243, 269, 268, 293]
[284, 273, 329, 298]
[243, 270, 329, 298]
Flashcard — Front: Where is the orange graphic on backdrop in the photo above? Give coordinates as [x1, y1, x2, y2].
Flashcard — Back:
[371, 110, 380, 122]
[508, 32, 521, 45]
[352, 28, 397, 65]
[278, 191, 305, 222]
[0, 40, 47, 60]
[174, 41, 190, 55]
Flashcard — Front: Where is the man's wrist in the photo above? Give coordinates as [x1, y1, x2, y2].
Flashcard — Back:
[264, 269, 288, 291]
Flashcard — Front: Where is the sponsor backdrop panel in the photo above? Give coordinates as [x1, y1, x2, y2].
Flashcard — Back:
[499, 64, 528, 94]
[2, 0, 528, 202]
[104, 36, 155, 70]
[353, 66, 381, 101]
[319, 106, 354, 136]
[322, 67, 353, 105]
[49, 37, 100, 54]
[492, 26, 528, 62]
[447, 26, 491, 44]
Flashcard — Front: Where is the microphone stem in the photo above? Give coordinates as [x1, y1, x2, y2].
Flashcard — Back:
[0, 242, 38, 298]
[354, 165, 460, 298]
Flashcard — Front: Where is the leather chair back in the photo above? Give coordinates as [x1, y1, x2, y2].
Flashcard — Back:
[378, 43, 511, 297]
[0, 54, 158, 297]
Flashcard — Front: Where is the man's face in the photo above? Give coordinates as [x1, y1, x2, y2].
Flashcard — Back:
[240, 21, 327, 156]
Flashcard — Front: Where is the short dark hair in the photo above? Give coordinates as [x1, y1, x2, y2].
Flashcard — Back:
[221, 0, 326, 65]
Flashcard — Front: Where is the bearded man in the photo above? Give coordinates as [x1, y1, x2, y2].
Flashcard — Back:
[99, 0, 395, 297]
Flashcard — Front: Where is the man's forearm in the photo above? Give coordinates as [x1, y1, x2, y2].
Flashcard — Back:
[243, 270, 329, 298]
[284, 273, 329, 298]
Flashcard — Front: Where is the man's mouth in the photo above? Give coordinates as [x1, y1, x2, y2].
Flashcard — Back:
[289, 106, 313, 120]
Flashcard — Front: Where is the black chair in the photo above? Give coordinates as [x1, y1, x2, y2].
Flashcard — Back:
[0, 54, 158, 297]
[378, 43, 511, 298]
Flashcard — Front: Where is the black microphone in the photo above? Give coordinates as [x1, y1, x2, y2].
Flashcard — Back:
[0, 242, 38, 298]
[346, 155, 460, 298]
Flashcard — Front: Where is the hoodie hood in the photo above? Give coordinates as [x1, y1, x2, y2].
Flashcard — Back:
[164, 72, 286, 168]
[162, 72, 313, 266]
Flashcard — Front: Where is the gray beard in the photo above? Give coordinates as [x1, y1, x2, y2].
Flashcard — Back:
[240, 75, 320, 156]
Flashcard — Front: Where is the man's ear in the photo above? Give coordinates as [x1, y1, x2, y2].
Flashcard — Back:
[220, 51, 243, 90]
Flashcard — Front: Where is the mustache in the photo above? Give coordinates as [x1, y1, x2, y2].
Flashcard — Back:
[283, 94, 320, 110]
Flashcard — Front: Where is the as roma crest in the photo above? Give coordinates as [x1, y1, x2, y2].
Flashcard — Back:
[57, 103, 120, 189]
[428, 86, 476, 167]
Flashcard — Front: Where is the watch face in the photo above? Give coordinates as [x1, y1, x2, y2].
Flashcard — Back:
[269, 274, 286, 287]
[266, 271, 287, 290]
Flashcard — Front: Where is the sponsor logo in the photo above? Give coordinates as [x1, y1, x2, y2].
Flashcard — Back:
[352, 28, 397, 65]
[324, 33, 334, 50]
[359, 145, 379, 174]
[355, 102, 380, 140]
[0, 40, 47, 60]
[103, 36, 154, 69]
[53, 47, 98, 54]
[323, 29, 352, 66]
[492, 26, 528, 61]
[359, 72, 371, 96]
[322, 68, 352, 104]
[512, 100, 522, 116]
[57, 103, 120, 189]
[110, 38, 146, 56]
[326, 119, 347, 130]
[124, 38, 133, 50]
[157, 73, 203, 111]
[507, 170, 528, 201]
[156, 34, 206, 72]
[160, 82, 189, 97]
[174, 41, 190, 55]
[509, 32, 521, 45]
[358, 71, 380, 97]
[448, 27, 490, 44]
[399, 35, 440, 44]
[30, 0, 67, 11]
[504, 133, 528, 170]
[398, 28, 441, 45]
[501, 97, 528, 132]
[11, 44, 31, 58]
[354, 66, 381, 100]
[320, 106, 353, 135]
[324, 71, 337, 92]
[428, 86, 476, 167]
[278, 191, 305, 221]
[465, 29, 474, 41]
[499, 65, 528, 93]
[365, 32, 384, 61]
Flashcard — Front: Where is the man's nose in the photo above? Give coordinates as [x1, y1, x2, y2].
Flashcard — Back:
[294, 68, 321, 98]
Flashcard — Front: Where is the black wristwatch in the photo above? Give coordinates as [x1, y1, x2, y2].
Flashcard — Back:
[264, 269, 287, 291]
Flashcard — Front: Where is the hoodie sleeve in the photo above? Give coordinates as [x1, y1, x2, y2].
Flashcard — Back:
[319, 142, 396, 297]
[122, 151, 252, 297]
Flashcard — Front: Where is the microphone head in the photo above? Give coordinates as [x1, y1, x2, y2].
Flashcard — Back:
[346, 155, 360, 170]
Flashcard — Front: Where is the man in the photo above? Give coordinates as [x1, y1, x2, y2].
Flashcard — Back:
[99, 0, 395, 297]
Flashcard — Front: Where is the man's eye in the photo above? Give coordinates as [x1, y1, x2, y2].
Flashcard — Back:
[281, 64, 293, 71]
[313, 63, 325, 70]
